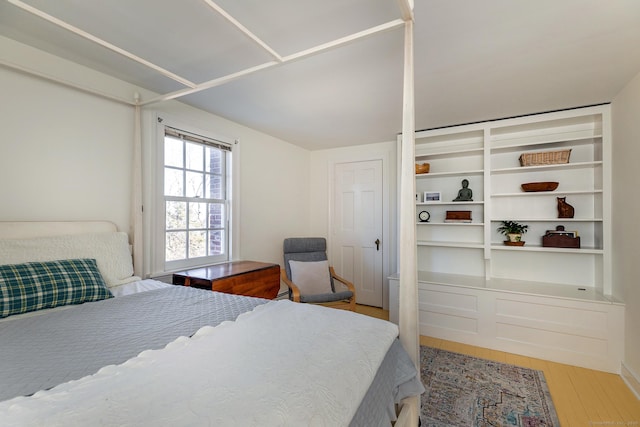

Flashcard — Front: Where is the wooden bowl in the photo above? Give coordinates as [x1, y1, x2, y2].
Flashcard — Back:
[415, 163, 430, 174]
[521, 182, 559, 192]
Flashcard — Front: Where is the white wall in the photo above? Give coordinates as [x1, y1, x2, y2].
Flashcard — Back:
[0, 36, 310, 275]
[0, 41, 135, 232]
[612, 70, 640, 395]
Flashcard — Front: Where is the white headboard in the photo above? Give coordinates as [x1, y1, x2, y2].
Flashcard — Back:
[0, 221, 118, 240]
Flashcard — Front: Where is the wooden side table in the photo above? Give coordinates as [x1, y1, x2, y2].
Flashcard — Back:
[172, 260, 280, 299]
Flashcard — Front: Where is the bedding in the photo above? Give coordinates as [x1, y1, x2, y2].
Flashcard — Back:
[0, 280, 423, 426]
[0, 284, 266, 401]
[0, 232, 140, 287]
[0, 225, 424, 426]
[0, 299, 414, 426]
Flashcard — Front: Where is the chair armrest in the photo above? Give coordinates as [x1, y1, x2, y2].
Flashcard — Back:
[329, 267, 356, 294]
[280, 269, 301, 302]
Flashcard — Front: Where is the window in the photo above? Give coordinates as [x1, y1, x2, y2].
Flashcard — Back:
[160, 124, 233, 271]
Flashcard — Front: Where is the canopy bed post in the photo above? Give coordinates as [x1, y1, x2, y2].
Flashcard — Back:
[397, 12, 420, 426]
[131, 92, 143, 277]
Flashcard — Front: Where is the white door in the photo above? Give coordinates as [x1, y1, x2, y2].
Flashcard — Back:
[333, 160, 383, 307]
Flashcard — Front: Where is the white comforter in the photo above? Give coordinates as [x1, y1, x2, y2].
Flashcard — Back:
[0, 300, 399, 426]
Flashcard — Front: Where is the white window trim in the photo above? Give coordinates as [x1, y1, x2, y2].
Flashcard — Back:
[148, 113, 240, 277]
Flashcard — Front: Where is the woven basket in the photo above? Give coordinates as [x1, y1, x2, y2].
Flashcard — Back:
[519, 149, 571, 167]
[415, 163, 430, 174]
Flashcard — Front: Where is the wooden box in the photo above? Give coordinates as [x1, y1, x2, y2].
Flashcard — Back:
[445, 210, 472, 223]
[542, 233, 581, 248]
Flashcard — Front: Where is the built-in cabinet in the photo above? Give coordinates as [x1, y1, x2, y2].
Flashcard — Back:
[391, 105, 624, 373]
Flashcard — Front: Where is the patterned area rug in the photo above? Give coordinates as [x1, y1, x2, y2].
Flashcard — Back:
[420, 346, 560, 426]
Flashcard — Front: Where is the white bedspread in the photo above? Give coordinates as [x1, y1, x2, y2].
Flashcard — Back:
[0, 300, 399, 426]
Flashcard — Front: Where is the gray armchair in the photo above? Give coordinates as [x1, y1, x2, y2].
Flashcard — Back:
[282, 237, 356, 311]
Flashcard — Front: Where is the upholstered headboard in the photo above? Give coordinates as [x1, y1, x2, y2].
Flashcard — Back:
[0, 221, 138, 287]
[0, 221, 117, 240]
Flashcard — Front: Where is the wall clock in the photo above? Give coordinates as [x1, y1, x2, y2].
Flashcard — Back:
[418, 210, 430, 222]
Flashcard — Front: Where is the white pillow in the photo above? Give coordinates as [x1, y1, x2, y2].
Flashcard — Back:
[288, 260, 332, 295]
[0, 232, 139, 288]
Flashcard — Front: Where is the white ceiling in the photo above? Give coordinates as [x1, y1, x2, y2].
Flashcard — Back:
[2, 0, 640, 150]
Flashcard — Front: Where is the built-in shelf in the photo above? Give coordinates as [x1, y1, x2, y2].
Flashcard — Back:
[416, 147, 484, 158]
[416, 169, 484, 178]
[408, 104, 611, 297]
[395, 106, 620, 374]
[417, 201, 484, 206]
[491, 161, 602, 174]
[417, 241, 484, 249]
[490, 218, 602, 222]
[490, 136, 602, 153]
[490, 244, 603, 254]
[492, 190, 602, 197]
[417, 222, 484, 226]
[413, 271, 618, 304]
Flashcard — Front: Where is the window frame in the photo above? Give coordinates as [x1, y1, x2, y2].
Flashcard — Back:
[151, 115, 239, 275]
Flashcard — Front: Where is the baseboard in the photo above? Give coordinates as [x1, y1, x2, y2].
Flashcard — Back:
[621, 361, 640, 400]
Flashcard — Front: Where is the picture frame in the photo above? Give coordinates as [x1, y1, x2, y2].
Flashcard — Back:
[424, 191, 441, 202]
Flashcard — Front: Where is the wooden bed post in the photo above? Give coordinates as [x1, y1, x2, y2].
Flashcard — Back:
[132, 94, 144, 278]
[398, 7, 420, 425]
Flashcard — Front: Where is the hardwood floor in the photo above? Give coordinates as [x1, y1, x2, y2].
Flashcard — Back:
[356, 305, 640, 426]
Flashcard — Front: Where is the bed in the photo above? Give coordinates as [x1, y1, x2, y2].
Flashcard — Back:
[0, 221, 423, 426]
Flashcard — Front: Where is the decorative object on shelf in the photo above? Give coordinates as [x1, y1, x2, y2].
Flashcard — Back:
[415, 162, 430, 174]
[452, 179, 473, 201]
[521, 182, 559, 192]
[497, 220, 529, 245]
[445, 211, 472, 223]
[418, 211, 430, 222]
[424, 191, 441, 202]
[542, 225, 581, 248]
[416, 193, 421, 202]
[519, 149, 571, 167]
[557, 197, 575, 218]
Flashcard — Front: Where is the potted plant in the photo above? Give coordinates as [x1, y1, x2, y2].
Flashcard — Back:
[497, 220, 529, 245]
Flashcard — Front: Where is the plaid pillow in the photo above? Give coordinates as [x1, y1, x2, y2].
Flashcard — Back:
[0, 258, 113, 318]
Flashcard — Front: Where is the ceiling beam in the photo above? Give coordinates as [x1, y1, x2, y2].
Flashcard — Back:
[396, 0, 414, 22]
[201, 0, 283, 62]
[6, 0, 408, 107]
[0, 58, 136, 106]
[283, 19, 404, 62]
[142, 18, 406, 106]
[6, 0, 198, 89]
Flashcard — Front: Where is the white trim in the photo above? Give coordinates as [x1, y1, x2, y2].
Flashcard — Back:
[326, 147, 394, 310]
[621, 361, 640, 400]
[148, 112, 238, 276]
[6, 0, 196, 89]
[141, 19, 405, 106]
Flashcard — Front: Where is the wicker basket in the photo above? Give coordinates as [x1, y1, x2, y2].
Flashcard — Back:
[519, 149, 571, 167]
[415, 163, 430, 174]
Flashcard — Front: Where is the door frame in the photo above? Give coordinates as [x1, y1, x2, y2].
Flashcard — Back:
[327, 146, 396, 310]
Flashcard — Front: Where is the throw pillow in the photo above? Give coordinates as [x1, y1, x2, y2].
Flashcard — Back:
[0, 258, 113, 318]
[289, 260, 332, 296]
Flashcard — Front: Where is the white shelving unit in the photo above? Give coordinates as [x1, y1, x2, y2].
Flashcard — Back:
[391, 105, 624, 373]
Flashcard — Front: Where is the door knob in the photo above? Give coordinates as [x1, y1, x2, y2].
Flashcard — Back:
[375, 238, 380, 251]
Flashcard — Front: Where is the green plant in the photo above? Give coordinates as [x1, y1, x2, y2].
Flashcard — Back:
[497, 220, 529, 236]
